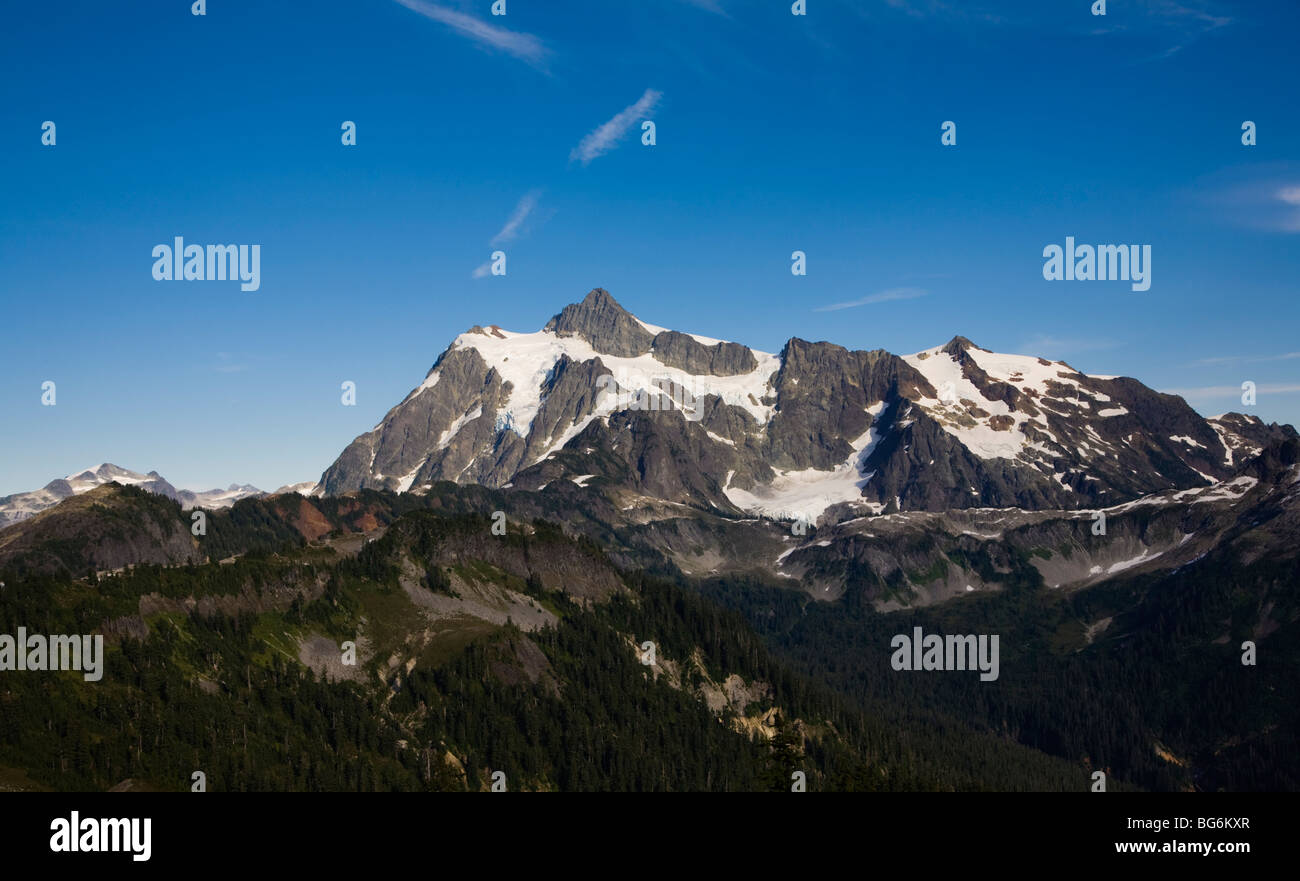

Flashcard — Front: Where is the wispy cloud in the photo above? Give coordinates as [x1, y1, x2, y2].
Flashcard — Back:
[473, 191, 544, 277]
[679, 0, 727, 14]
[1162, 383, 1300, 399]
[571, 89, 662, 165]
[813, 288, 927, 312]
[1104, 0, 1235, 60]
[1276, 185, 1300, 231]
[1191, 351, 1300, 366]
[392, 0, 549, 68]
[874, 0, 1231, 55]
[215, 352, 250, 373]
[1150, 0, 1233, 32]
[1226, 179, 1300, 232]
[490, 190, 541, 246]
[1188, 162, 1300, 234]
[870, 0, 1008, 26]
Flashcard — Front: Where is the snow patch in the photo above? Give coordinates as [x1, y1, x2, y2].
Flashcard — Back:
[1106, 548, 1162, 574]
[724, 406, 884, 522]
[436, 405, 483, 449]
[396, 461, 426, 493]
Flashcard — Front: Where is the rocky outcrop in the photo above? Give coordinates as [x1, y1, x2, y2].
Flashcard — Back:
[543, 288, 655, 357]
[650, 330, 757, 376]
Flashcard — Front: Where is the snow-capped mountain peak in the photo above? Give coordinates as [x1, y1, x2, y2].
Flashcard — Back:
[317, 288, 1298, 525]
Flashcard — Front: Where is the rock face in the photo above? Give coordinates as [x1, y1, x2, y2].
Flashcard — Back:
[318, 288, 1297, 523]
[544, 288, 655, 357]
[1208, 412, 1284, 467]
[651, 331, 758, 377]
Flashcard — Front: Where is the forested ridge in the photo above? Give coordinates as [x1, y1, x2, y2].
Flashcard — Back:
[6, 480, 1292, 792]
[1, 502, 1098, 792]
[696, 536, 1300, 792]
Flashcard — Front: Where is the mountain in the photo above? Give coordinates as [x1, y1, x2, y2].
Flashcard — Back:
[0, 463, 269, 530]
[4, 288, 1297, 792]
[319, 288, 1295, 521]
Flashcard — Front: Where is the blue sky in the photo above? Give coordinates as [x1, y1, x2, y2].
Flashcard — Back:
[1, 0, 1297, 494]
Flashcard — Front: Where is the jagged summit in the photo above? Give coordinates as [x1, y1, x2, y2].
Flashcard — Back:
[939, 335, 981, 356]
[317, 287, 1298, 523]
[543, 288, 651, 357]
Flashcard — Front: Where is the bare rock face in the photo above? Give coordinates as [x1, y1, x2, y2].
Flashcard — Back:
[763, 339, 924, 472]
[650, 330, 757, 376]
[543, 288, 655, 357]
[320, 346, 512, 494]
[859, 405, 1071, 511]
[1209, 412, 1298, 467]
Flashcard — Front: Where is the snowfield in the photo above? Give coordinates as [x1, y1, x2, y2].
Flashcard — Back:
[449, 326, 782, 440]
[722, 403, 886, 523]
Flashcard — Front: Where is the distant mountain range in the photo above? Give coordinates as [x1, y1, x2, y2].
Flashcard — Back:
[0, 463, 314, 530]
